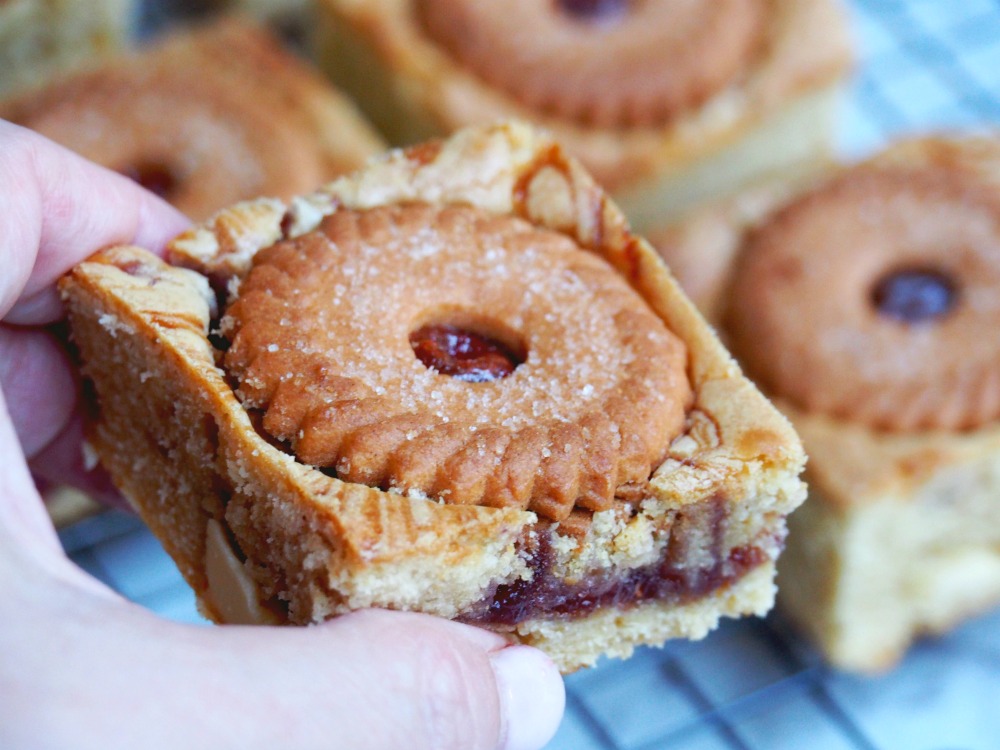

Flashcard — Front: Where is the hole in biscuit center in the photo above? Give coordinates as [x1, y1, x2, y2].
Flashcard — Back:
[555, 0, 631, 23]
[870, 266, 959, 324]
[117, 160, 179, 201]
[410, 313, 526, 383]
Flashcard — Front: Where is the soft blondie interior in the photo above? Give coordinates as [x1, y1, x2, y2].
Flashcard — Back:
[62, 123, 805, 671]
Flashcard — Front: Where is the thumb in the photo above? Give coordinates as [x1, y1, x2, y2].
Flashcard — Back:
[4, 601, 565, 750]
[0, 385, 64, 561]
[285, 609, 567, 750]
[0, 386, 565, 750]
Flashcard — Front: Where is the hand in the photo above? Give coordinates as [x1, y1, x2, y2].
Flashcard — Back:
[0, 121, 565, 750]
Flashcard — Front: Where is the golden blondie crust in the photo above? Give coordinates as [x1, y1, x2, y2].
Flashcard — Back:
[61, 122, 805, 672]
[1, 17, 384, 221]
[655, 135, 1000, 671]
[314, 0, 852, 228]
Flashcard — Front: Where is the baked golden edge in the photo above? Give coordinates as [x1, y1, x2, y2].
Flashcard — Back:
[313, 0, 852, 223]
[656, 134, 1000, 672]
[61, 121, 806, 672]
[0, 17, 386, 182]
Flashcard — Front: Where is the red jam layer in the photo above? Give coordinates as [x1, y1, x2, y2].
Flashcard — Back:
[460, 500, 771, 627]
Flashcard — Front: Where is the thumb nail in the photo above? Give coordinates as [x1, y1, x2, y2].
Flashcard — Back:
[490, 645, 565, 750]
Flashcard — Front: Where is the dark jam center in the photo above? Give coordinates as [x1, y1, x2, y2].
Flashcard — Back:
[410, 324, 522, 382]
[118, 161, 178, 201]
[463, 537, 768, 627]
[460, 498, 772, 628]
[871, 268, 958, 323]
[556, 0, 630, 23]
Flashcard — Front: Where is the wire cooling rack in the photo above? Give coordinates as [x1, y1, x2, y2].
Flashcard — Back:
[840, 0, 1000, 157]
[55, 1, 1000, 748]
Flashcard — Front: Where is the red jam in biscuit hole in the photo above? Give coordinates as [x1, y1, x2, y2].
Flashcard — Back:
[410, 324, 524, 382]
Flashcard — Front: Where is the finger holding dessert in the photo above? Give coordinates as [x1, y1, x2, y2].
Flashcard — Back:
[0, 117, 190, 529]
[0, 121, 565, 750]
[0, 16, 389, 526]
[655, 133, 1000, 672]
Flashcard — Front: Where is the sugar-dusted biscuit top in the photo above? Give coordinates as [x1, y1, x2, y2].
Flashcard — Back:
[62, 121, 805, 672]
[224, 202, 692, 519]
[2, 18, 385, 220]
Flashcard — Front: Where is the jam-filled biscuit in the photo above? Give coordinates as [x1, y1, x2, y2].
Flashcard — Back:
[61, 122, 805, 672]
[315, 0, 852, 228]
[224, 203, 691, 517]
[1, 18, 384, 220]
[656, 135, 1000, 671]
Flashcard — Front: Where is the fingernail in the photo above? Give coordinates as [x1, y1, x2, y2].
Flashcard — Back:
[490, 645, 565, 750]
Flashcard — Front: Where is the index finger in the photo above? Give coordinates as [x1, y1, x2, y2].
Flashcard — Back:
[0, 120, 191, 325]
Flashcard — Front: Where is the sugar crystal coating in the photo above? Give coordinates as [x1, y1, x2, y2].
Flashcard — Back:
[224, 204, 691, 520]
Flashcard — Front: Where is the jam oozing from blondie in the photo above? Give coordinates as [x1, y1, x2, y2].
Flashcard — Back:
[462, 499, 771, 627]
[556, 0, 630, 23]
[410, 324, 523, 382]
[871, 267, 958, 323]
[118, 161, 179, 201]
